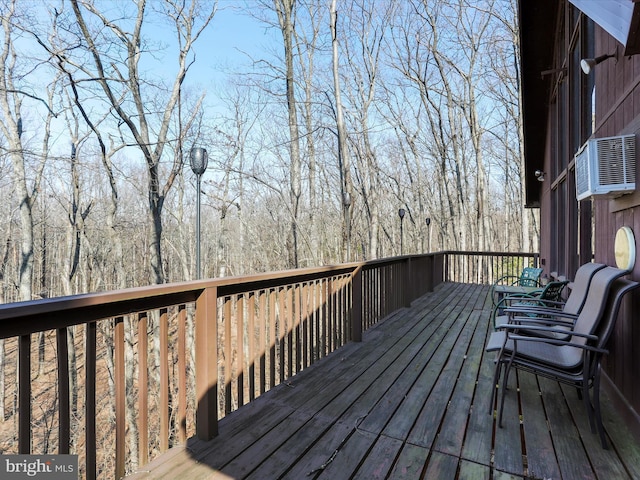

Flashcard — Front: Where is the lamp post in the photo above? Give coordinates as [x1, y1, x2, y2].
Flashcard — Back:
[343, 192, 351, 262]
[190, 147, 208, 279]
[398, 208, 406, 255]
[426, 217, 431, 252]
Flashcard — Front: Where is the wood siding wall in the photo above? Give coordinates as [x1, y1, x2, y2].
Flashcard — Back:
[539, 15, 640, 422]
[591, 23, 640, 422]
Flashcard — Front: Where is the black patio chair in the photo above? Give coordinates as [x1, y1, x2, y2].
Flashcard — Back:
[488, 262, 606, 338]
[490, 267, 638, 448]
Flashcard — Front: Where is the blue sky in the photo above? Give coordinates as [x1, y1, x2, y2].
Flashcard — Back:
[179, 1, 279, 89]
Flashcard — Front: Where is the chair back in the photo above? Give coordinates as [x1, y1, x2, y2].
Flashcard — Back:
[562, 263, 606, 315]
[552, 267, 629, 368]
[572, 267, 630, 341]
[592, 278, 640, 351]
[538, 280, 569, 303]
[518, 267, 543, 287]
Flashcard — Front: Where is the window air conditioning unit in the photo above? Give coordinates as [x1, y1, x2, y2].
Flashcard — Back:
[575, 134, 636, 201]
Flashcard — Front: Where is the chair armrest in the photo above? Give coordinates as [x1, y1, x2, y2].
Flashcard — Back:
[506, 331, 608, 354]
[506, 316, 575, 328]
[508, 299, 567, 309]
[493, 275, 520, 285]
[502, 323, 597, 341]
[504, 306, 577, 318]
[505, 315, 575, 333]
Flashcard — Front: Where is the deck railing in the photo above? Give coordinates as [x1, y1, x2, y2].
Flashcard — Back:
[0, 250, 536, 479]
[443, 250, 540, 284]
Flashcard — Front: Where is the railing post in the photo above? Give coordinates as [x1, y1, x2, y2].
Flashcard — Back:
[196, 286, 219, 440]
[425, 255, 434, 294]
[404, 258, 412, 307]
[351, 267, 362, 342]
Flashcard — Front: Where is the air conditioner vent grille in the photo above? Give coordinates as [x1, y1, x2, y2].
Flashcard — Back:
[574, 134, 636, 201]
[596, 136, 635, 186]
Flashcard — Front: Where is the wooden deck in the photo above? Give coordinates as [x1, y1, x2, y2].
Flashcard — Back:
[127, 282, 640, 479]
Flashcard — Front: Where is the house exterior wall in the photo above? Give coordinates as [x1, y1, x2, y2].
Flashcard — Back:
[590, 24, 640, 419]
[536, 4, 640, 426]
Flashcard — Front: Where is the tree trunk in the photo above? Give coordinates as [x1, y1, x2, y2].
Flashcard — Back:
[330, 0, 353, 263]
[275, 0, 302, 269]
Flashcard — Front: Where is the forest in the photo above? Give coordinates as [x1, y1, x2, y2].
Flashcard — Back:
[0, 0, 537, 305]
[0, 0, 539, 476]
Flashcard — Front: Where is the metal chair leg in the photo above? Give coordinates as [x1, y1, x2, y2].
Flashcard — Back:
[498, 352, 516, 428]
[592, 363, 608, 449]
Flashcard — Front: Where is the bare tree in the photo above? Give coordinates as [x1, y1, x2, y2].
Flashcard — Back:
[338, 0, 395, 260]
[273, 0, 303, 268]
[0, 2, 55, 301]
[66, 0, 216, 285]
[329, 0, 354, 262]
[293, 0, 323, 266]
[0, 1, 61, 453]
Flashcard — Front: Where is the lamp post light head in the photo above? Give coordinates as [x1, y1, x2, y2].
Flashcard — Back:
[426, 217, 431, 226]
[190, 147, 208, 176]
[343, 192, 351, 208]
[398, 208, 405, 219]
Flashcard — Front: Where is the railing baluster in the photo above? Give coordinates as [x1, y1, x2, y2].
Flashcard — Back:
[177, 305, 187, 443]
[18, 334, 30, 454]
[248, 292, 256, 402]
[56, 328, 70, 454]
[224, 296, 232, 414]
[285, 285, 295, 379]
[352, 267, 362, 342]
[315, 281, 320, 358]
[269, 290, 276, 389]
[303, 282, 310, 368]
[278, 288, 285, 384]
[138, 312, 149, 467]
[341, 275, 348, 344]
[331, 277, 335, 351]
[86, 321, 97, 480]
[258, 291, 267, 396]
[114, 316, 125, 480]
[294, 283, 301, 374]
[159, 308, 169, 452]
[237, 293, 245, 407]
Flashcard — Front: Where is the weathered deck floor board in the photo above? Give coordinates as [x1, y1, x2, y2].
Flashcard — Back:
[128, 282, 640, 480]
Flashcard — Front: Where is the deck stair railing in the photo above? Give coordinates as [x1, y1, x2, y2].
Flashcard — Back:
[0, 251, 536, 479]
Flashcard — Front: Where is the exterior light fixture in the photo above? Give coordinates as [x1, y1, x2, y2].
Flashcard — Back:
[535, 170, 545, 182]
[425, 217, 432, 253]
[398, 208, 406, 255]
[190, 147, 208, 279]
[580, 53, 616, 75]
[190, 147, 208, 176]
